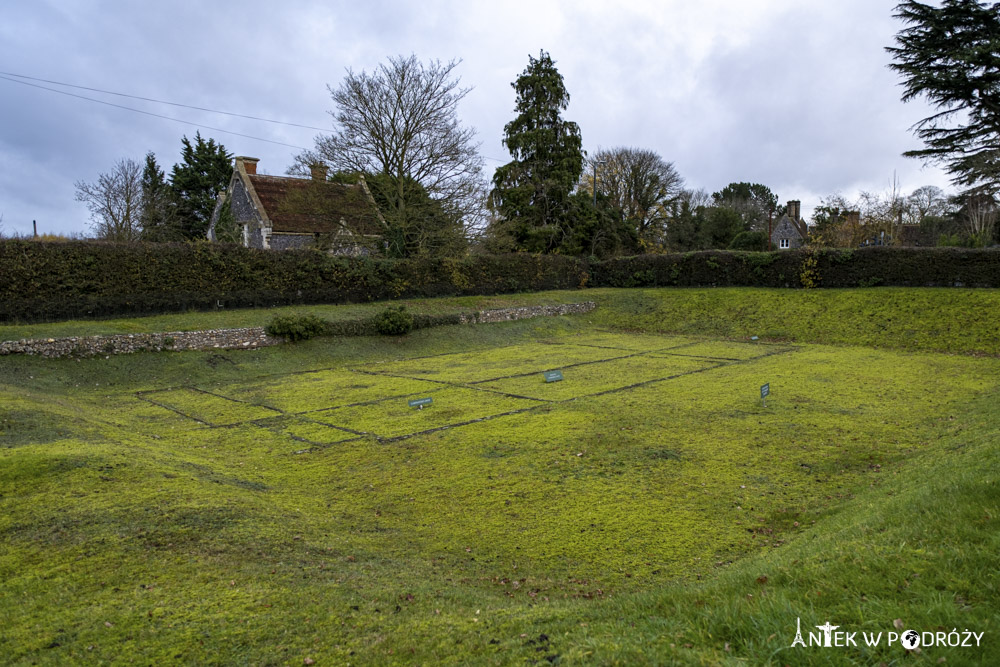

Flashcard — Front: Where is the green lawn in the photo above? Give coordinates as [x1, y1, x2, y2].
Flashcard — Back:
[2, 290, 999, 665]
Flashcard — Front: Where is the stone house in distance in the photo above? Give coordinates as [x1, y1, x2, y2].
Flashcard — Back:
[208, 157, 385, 255]
[770, 200, 809, 249]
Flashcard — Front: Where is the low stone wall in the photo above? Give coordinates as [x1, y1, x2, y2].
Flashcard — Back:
[0, 327, 280, 359]
[0, 302, 596, 358]
[457, 302, 595, 324]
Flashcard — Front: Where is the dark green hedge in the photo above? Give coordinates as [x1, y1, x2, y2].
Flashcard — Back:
[2, 241, 999, 323]
[0, 241, 587, 322]
[591, 247, 1000, 289]
[264, 309, 457, 341]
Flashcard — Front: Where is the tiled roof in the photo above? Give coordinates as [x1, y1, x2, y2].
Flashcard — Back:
[248, 175, 383, 235]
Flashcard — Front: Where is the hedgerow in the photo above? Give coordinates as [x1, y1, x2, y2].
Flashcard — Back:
[0, 241, 585, 322]
[589, 247, 1000, 288]
[2, 240, 999, 322]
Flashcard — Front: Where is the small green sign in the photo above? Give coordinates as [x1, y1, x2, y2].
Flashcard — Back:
[408, 397, 433, 408]
[760, 383, 770, 398]
[543, 370, 564, 383]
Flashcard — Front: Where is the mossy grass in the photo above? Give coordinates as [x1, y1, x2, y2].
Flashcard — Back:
[2, 297, 999, 664]
[587, 286, 1000, 356]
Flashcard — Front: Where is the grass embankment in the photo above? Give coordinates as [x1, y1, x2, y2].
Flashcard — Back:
[1, 289, 999, 664]
[0, 292, 588, 342]
[584, 286, 1000, 356]
[4, 286, 999, 359]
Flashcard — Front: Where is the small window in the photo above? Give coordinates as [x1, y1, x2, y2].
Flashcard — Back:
[779, 238, 790, 249]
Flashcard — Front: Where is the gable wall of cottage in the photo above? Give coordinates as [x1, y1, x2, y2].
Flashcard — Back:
[770, 218, 805, 249]
[230, 179, 268, 249]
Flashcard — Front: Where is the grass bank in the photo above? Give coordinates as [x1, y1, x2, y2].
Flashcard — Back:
[586, 287, 1000, 356]
[4, 287, 999, 359]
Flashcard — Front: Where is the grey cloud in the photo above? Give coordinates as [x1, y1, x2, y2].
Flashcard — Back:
[0, 0, 953, 236]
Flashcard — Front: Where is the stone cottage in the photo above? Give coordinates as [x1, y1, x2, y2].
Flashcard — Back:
[770, 200, 809, 249]
[208, 157, 385, 255]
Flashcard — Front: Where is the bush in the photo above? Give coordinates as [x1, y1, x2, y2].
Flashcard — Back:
[728, 231, 768, 251]
[938, 234, 967, 247]
[372, 306, 414, 336]
[265, 314, 330, 342]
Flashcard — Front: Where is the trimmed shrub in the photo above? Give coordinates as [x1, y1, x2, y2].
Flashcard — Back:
[321, 312, 463, 337]
[372, 306, 414, 336]
[728, 231, 768, 251]
[265, 314, 330, 342]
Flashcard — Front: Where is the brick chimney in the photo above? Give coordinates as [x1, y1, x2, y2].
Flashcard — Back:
[237, 156, 259, 175]
[787, 200, 801, 222]
[309, 163, 329, 181]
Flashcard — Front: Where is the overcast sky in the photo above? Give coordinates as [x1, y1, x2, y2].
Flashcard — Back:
[0, 0, 951, 238]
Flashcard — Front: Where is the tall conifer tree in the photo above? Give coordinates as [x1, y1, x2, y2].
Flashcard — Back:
[490, 51, 584, 253]
[139, 151, 178, 241]
[168, 132, 233, 239]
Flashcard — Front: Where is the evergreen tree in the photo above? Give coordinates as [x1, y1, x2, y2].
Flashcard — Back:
[490, 51, 584, 253]
[887, 0, 1000, 194]
[663, 199, 703, 251]
[139, 151, 179, 242]
[711, 182, 780, 232]
[211, 199, 241, 245]
[699, 206, 744, 249]
[364, 172, 467, 258]
[810, 201, 852, 246]
[560, 191, 638, 258]
[168, 132, 233, 239]
[727, 230, 768, 251]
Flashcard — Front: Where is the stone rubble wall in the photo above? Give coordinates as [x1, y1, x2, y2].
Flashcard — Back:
[456, 302, 595, 324]
[0, 328, 279, 359]
[0, 302, 596, 359]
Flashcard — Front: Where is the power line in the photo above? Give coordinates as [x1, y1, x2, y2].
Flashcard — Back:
[0, 74, 309, 150]
[1, 70, 509, 164]
[0, 70, 332, 133]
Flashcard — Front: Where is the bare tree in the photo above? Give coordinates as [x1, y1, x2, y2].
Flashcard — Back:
[855, 174, 907, 245]
[581, 147, 684, 244]
[812, 179, 915, 248]
[75, 158, 144, 242]
[963, 191, 998, 246]
[905, 185, 949, 224]
[294, 55, 485, 256]
[679, 188, 712, 210]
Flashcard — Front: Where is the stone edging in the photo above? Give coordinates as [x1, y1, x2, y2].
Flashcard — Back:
[0, 302, 596, 358]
